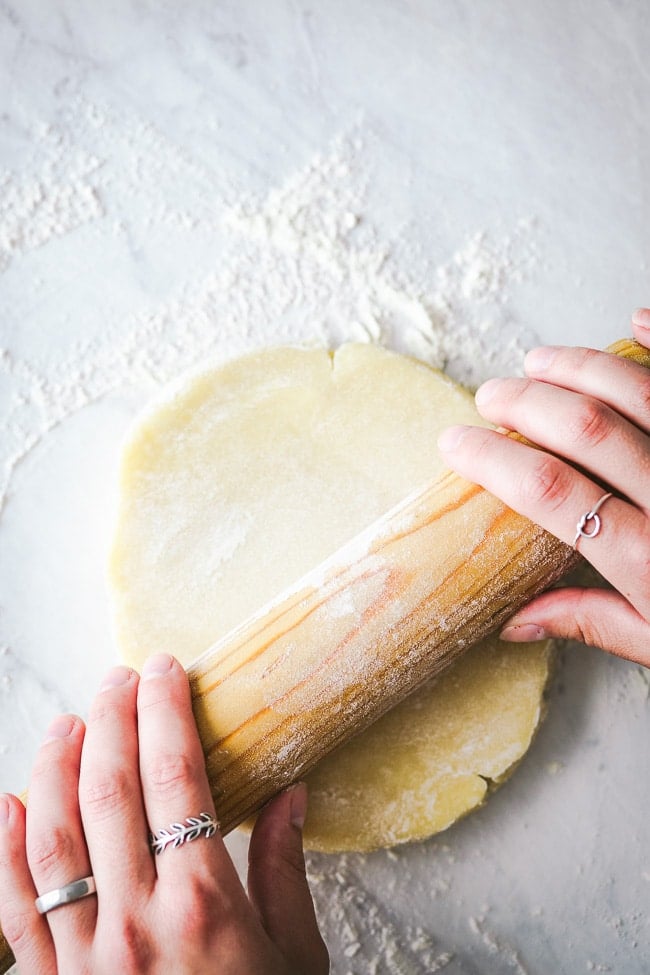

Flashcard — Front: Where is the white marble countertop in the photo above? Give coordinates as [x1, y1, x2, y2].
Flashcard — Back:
[1, 2, 649, 973]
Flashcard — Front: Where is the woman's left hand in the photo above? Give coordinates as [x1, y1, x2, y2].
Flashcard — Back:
[437, 310, 650, 668]
[0, 655, 329, 974]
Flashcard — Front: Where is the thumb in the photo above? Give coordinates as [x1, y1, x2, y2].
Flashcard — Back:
[247, 783, 329, 974]
[500, 587, 650, 667]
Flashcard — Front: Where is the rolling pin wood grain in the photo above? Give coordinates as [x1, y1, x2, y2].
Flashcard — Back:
[1, 338, 648, 973]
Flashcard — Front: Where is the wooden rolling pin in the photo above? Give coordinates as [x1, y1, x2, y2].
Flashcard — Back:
[1, 338, 648, 972]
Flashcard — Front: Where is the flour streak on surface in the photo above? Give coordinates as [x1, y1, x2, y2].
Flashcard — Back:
[0, 95, 539, 515]
[307, 855, 461, 975]
[0, 111, 106, 262]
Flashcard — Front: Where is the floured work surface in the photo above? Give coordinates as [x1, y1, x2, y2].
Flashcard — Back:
[110, 343, 551, 852]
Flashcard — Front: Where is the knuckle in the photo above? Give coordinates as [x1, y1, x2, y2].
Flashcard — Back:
[172, 878, 221, 941]
[250, 843, 307, 889]
[105, 918, 155, 974]
[0, 833, 22, 877]
[88, 697, 126, 725]
[575, 616, 606, 647]
[640, 551, 650, 592]
[629, 531, 650, 593]
[572, 618, 598, 648]
[87, 700, 114, 727]
[572, 593, 605, 648]
[0, 904, 34, 952]
[635, 378, 650, 424]
[463, 428, 499, 468]
[28, 825, 76, 876]
[519, 455, 572, 512]
[137, 681, 180, 715]
[573, 346, 599, 371]
[147, 752, 198, 799]
[0, 844, 12, 874]
[80, 768, 132, 820]
[274, 842, 307, 883]
[511, 377, 536, 402]
[567, 399, 612, 448]
[482, 377, 530, 410]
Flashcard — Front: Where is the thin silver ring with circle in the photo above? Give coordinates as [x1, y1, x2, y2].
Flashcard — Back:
[573, 492, 613, 550]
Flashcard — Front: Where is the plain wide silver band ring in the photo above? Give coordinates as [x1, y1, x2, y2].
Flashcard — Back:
[35, 875, 97, 915]
[573, 492, 613, 549]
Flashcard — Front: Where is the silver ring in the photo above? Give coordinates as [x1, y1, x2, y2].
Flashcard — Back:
[149, 812, 219, 856]
[35, 875, 97, 915]
[573, 492, 613, 549]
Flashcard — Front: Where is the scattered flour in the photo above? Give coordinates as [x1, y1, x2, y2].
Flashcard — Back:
[467, 916, 530, 975]
[0, 97, 539, 515]
[306, 855, 458, 975]
[0, 125, 103, 271]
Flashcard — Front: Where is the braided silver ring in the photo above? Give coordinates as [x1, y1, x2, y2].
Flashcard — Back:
[573, 492, 613, 550]
[149, 812, 219, 855]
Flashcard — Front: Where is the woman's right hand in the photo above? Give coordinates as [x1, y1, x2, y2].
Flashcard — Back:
[438, 310, 650, 667]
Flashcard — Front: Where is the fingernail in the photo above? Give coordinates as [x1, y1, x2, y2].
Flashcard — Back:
[524, 346, 560, 373]
[500, 623, 547, 642]
[43, 714, 76, 743]
[142, 653, 174, 680]
[437, 425, 471, 452]
[0, 795, 10, 826]
[474, 378, 502, 407]
[99, 666, 133, 692]
[632, 307, 650, 329]
[288, 782, 308, 830]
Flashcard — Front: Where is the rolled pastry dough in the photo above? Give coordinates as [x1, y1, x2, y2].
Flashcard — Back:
[110, 343, 551, 852]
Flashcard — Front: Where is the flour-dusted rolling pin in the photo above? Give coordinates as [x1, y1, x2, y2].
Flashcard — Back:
[1, 338, 648, 972]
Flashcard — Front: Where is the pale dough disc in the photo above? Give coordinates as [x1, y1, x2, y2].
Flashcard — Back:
[110, 343, 551, 852]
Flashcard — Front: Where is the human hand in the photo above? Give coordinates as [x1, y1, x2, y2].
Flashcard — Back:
[437, 310, 650, 667]
[0, 655, 329, 974]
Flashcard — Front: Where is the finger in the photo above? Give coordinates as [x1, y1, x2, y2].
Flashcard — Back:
[248, 784, 329, 975]
[499, 587, 650, 667]
[26, 715, 96, 957]
[632, 308, 650, 351]
[437, 425, 650, 615]
[521, 344, 650, 436]
[0, 795, 56, 975]
[473, 375, 650, 509]
[137, 654, 238, 890]
[79, 667, 155, 902]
